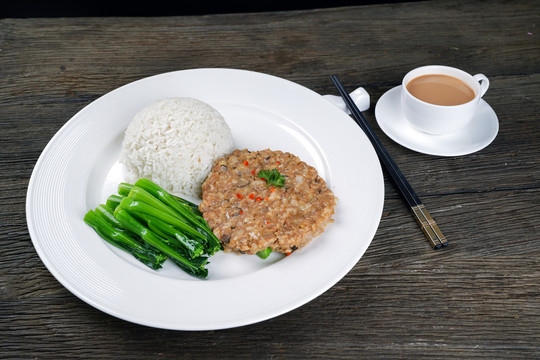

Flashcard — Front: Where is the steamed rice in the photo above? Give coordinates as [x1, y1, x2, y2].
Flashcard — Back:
[120, 97, 234, 199]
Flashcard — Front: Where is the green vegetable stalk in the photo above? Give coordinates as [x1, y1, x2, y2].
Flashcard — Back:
[105, 194, 124, 210]
[118, 197, 207, 242]
[84, 209, 167, 270]
[114, 208, 208, 278]
[133, 178, 222, 254]
[145, 215, 205, 259]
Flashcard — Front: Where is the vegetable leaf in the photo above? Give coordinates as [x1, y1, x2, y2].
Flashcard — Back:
[258, 169, 285, 187]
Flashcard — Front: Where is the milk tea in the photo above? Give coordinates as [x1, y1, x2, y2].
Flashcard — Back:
[406, 74, 475, 106]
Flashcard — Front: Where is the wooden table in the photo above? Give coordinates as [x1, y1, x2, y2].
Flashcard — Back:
[2, 0, 539, 358]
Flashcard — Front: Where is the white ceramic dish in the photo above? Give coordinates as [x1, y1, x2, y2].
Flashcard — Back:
[375, 86, 499, 156]
[26, 68, 384, 330]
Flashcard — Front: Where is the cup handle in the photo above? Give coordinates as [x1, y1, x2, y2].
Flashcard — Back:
[473, 74, 489, 97]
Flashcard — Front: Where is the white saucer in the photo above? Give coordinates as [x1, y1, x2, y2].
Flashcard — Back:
[374, 86, 499, 156]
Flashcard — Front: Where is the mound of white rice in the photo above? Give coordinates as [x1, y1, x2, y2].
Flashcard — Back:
[120, 97, 234, 199]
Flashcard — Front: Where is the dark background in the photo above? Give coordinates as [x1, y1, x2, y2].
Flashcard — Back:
[3, 0, 420, 18]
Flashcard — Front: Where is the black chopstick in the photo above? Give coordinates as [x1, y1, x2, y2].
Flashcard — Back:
[330, 75, 448, 249]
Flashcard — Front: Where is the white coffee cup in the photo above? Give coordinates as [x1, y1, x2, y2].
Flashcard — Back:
[401, 65, 489, 135]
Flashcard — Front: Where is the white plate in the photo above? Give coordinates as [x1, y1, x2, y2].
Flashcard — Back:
[26, 68, 384, 330]
[375, 86, 499, 156]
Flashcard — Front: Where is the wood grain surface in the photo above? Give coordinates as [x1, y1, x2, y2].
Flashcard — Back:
[1, 0, 539, 358]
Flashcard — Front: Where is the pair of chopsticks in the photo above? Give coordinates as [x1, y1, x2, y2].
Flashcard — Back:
[331, 75, 448, 249]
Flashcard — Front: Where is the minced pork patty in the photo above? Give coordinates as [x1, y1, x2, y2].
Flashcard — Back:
[199, 149, 337, 255]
